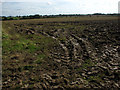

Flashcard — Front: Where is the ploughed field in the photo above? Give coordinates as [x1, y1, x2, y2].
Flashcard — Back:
[2, 16, 120, 88]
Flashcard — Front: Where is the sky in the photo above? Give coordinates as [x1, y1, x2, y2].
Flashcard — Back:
[1, 0, 120, 16]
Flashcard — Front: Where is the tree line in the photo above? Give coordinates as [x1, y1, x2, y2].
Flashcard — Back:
[1, 13, 119, 21]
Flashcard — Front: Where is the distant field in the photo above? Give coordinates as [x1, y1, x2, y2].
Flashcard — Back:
[2, 16, 120, 88]
[4, 16, 118, 23]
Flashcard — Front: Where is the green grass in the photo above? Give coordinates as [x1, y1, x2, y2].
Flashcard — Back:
[2, 30, 56, 53]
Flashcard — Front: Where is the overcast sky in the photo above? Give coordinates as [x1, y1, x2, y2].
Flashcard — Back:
[1, 0, 120, 16]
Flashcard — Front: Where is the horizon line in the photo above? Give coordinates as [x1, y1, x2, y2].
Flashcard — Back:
[1, 13, 120, 17]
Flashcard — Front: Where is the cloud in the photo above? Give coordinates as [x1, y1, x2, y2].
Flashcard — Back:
[47, 2, 52, 5]
[2, 0, 119, 16]
[62, 0, 80, 3]
[1, 0, 54, 2]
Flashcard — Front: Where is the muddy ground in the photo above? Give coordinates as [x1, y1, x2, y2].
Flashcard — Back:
[2, 17, 120, 89]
